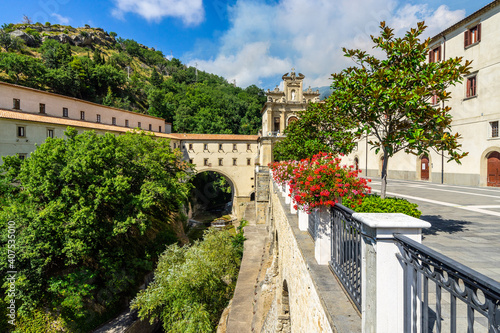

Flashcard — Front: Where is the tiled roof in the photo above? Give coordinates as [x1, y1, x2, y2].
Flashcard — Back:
[430, 0, 500, 43]
[0, 109, 258, 142]
[0, 81, 170, 123]
[167, 133, 259, 141]
[0, 109, 174, 136]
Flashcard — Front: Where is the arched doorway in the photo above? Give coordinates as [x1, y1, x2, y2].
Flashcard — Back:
[487, 151, 500, 187]
[354, 157, 359, 171]
[421, 155, 430, 180]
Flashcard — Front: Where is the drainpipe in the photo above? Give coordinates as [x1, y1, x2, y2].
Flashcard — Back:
[365, 129, 368, 177]
[441, 34, 446, 184]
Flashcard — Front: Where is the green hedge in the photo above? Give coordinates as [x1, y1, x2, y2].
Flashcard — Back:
[345, 194, 421, 218]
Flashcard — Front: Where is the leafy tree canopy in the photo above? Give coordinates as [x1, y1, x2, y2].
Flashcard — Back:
[273, 102, 357, 161]
[331, 21, 471, 197]
[0, 23, 266, 135]
[0, 129, 191, 331]
[131, 228, 244, 333]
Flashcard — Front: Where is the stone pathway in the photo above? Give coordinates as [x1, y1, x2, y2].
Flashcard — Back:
[225, 221, 268, 333]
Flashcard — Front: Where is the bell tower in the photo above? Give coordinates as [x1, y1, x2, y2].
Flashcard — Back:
[258, 70, 320, 166]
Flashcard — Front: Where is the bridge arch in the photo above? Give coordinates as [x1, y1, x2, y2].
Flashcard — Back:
[193, 168, 240, 198]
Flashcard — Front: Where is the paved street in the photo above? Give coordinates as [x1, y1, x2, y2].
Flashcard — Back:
[367, 178, 500, 283]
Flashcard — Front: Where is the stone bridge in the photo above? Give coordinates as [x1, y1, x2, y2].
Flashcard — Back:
[167, 133, 259, 219]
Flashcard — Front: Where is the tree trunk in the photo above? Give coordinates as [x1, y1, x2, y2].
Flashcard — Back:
[380, 151, 389, 199]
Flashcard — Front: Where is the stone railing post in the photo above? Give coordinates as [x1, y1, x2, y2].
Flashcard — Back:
[285, 183, 291, 204]
[354, 213, 430, 333]
[314, 206, 331, 265]
[298, 208, 309, 231]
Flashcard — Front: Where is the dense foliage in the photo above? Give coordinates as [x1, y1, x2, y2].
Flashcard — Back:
[131, 227, 244, 332]
[0, 129, 192, 332]
[330, 21, 471, 197]
[0, 23, 266, 134]
[273, 102, 357, 161]
[344, 195, 421, 218]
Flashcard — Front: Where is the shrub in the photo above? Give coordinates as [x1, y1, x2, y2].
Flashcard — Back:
[345, 194, 421, 218]
[131, 228, 244, 332]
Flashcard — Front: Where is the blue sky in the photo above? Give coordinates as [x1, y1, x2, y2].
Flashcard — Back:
[0, 0, 493, 89]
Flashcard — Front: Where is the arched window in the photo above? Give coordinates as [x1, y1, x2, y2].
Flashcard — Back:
[287, 116, 298, 126]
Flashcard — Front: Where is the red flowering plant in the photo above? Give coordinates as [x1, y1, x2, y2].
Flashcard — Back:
[269, 160, 298, 187]
[289, 152, 371, 212]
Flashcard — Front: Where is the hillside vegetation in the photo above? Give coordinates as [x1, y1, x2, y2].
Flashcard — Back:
[0, 22, 266, 134]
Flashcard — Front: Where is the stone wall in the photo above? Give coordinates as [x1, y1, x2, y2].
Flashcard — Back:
[264, 185, 335, 333]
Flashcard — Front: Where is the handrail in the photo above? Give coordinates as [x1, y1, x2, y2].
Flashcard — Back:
[394, 233, 500, 298]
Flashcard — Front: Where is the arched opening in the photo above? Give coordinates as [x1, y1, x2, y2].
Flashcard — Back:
[487, 151, 500, 187]
[282, 280, 289, 315]
[287, 116, 298, 126]
[420, 155, 430, 180]
[354, 157, 359, 171]
[188, 171, 234, 238]
[250, 192, 255, 201]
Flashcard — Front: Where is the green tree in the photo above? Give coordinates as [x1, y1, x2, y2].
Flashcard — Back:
[0, 30, 24, 52]
[0, 129, 192, 331]
[331, 21, 471, 198]
[273, 102, 357, 161]
[131, 228, 243, 333]
[40, 39, 72, 69]
[0, 52, 46, 87]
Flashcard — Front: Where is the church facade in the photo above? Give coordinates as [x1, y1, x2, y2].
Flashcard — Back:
[258, 70, 320, 166]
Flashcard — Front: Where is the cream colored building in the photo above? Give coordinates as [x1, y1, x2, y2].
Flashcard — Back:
[258, 70, 320, 166]
[0, 81, 173, 160]
[168, 133, 259, 218]
[0, 81, 259, 218]
[343, 0, 500, 186]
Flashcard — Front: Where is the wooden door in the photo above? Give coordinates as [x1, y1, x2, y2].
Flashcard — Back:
[487, 152, 500, 187]
[421, 156, 429, 180]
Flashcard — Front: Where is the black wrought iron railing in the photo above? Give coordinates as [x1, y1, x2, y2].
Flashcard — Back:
[330, 204, 362, 312]
[395, 234, 500, 333]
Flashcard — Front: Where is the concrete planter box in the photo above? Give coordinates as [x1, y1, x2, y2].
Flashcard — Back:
[314, 206, 331, 265]
[298, 209, 309, 231]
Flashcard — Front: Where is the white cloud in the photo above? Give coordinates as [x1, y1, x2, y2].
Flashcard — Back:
[187, 0, 466, 88]
[194, 42, 291, 87]
[50, 13, 70, 25]
[111, 0, 204, 25]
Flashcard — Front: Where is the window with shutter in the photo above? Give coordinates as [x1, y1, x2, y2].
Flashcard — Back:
[429, 46, 441, 63]
[465, 24, 481, 47]
[466, 75, 477, 98]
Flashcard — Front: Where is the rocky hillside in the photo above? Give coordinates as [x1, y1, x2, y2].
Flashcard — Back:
[7, 23, 116, 48]
[0, 22, 266, 134]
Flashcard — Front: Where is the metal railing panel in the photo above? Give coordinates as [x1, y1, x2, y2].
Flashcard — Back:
[395, 233, 500, 333]
[329, 203, 362, 312]
[308, 209, 318, 240]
